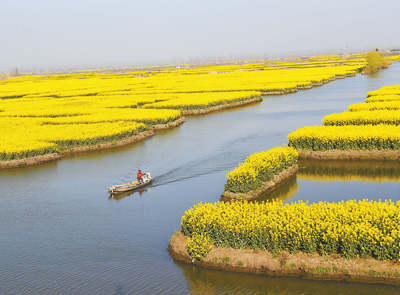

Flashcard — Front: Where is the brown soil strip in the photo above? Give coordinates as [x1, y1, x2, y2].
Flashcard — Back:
[168, 231, 400, 286]
[297, 149, 400, 161]
[262, 74, 356, 94]
[181, 97, 262, 115]
[311, 82, 323, 86]
[153, 117, 185, 130]
[261, 89, 298, 95]
[297, 85, 314, 90]
[0, 153, 62, 169]
[221, 165, 298, 201]
[61, 130, 155, 156]
[0, 118, 185, 169]
[261, 91, 285, 95]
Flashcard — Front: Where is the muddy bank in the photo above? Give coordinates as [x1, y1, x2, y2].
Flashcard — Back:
[297, 85, 313, 90]
[181, 97, 262, 115]
[169, 231, 400, 286]
[153, 117, 185, 129]
[297, 149, 400, 161]
[311, 82, 324, 87]
[221, 165, 298, 201]
[261, 89, 298, 95]
[0, 118, 185, 169]
[61, 130, 155, 156]
[261, 74, 356, 94]
[0, 153, 62, 169]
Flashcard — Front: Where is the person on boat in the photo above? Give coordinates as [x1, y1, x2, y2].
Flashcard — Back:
[137, 170, 144, 183]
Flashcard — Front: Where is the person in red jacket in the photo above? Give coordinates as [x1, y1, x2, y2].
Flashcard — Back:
[137, 170, 144, 183]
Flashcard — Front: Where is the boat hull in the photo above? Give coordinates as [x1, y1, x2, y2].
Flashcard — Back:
[108, 174, 152, 194]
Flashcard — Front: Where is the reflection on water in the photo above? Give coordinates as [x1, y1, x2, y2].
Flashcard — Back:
[178, 260, 400, 295]
[298, 159, 400, 183]
[257, 175, 299, 202]
[108, 188, 149, 201]
[258, 159, 400, 204]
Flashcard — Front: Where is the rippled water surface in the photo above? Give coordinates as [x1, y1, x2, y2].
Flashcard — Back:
[1, 64, 400, 294]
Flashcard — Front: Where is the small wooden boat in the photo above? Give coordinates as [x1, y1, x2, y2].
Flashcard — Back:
[108, 173, 152, 194]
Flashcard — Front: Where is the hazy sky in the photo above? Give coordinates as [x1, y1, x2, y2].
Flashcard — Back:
[1, 0, 399, 71]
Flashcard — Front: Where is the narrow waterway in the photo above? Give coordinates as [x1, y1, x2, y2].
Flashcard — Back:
[0, 64, 399, 294]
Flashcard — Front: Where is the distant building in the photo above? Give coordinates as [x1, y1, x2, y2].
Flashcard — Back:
[385, 49, 400, 56]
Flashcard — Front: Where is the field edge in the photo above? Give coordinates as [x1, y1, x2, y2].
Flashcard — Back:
[297, 149, 400, 160]
[168, 231, 400, 286]
[221, 164, 298, 201]
[0, 118, 185, 169]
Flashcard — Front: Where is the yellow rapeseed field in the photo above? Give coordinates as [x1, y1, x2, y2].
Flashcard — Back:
[0, 117, 147, 160]
[224, 146, 298, 193]
[348, 101, 400, 112]
[323, 110, 400, 126]
[287, 124, 400, 150]
[142, 91, 260, 110]
[0, 53, 373, 161]
[367, 85, 400, 97]
[365, 94, 400, 103]
[181, 200, 400, 261]
[289, 84, 400, 150]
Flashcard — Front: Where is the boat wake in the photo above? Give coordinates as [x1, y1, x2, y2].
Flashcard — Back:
[148, 151, 243, 188]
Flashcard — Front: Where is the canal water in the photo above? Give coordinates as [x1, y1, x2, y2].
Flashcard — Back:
[1, 64, 399, 294]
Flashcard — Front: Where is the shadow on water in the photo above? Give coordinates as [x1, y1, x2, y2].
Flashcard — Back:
[176, 259, 400, 295]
